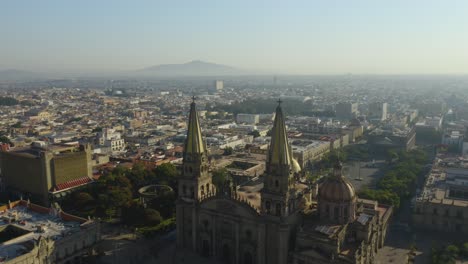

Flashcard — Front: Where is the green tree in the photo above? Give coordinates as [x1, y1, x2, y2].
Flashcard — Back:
[223, 147, 233, 156]
[0, 96, 19, 106]
[73, 192, 94, 208]
[212, 168, 229, 190]
[248, 130, 261, 138]
[386, 150, 399, 164]
[0, 136, 12, 145]
[148, 189, 176, 218]
[154, 163, 178, 188]
[461, 243, 468, 258]
[127, 162, 148, 188]
[11, 122, 22, 128]
[144, 208, 163, 225]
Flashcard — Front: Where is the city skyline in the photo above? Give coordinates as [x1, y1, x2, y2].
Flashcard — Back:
[2, 0, 468, 75]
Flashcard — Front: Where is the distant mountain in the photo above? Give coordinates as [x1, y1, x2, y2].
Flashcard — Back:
[137, 60, 247, 76]
[0, 69, 45, 81]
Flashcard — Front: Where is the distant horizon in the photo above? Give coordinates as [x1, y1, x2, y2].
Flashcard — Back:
[2, 59, 468, 78]
[2, 1, 468, 75]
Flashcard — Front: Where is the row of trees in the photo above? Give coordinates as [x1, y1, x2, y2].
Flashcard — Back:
[0, 96, 19, 106]
[431, 242, 468, 264]
[215, 98, 335, 117]
[358, 149, 428, 209]
[61, 163, 178, 228]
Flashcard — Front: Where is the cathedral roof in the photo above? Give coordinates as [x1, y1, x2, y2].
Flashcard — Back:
[268, 101, 292, 166]
[184, 98, 206, 155]
[319, 163, 356, 202]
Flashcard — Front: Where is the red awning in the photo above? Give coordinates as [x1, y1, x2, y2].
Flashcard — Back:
[54, 177, 93, 191]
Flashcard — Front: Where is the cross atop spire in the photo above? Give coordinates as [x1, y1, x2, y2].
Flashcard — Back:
[268, 100, 291, 167]
[192, 95, 196, 103]
[184, 98, 205, 154]
[277, 98, 282, 105]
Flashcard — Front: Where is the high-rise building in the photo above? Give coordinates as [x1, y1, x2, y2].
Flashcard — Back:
[175, 99, 392, 264]
[0, 143, 93, 205]
[368, 102, 388, 121]
[335, 102, 358, 120]
[214, 80, 224, 91]
[236, 113, 260, 125]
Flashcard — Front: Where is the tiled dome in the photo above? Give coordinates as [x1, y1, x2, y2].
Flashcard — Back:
[319, 162, 356, 202]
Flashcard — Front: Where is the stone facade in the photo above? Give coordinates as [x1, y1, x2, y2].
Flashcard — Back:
[176, 100, 392, 264]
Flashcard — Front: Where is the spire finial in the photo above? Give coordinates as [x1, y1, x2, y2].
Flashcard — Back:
[277, 98, 282, 105]
[192, 95, 196, 103]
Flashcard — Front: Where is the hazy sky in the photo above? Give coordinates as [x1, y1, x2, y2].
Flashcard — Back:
[1, 0, 468, 74]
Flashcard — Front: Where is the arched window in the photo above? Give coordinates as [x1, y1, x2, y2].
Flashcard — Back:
[222, 244, 231, 264]
[244, 251, 253, 264]
[276, 203, 282, 216]
[201, 185, 205, 196]
[265, 201, 271, 213]
[344, 207, 348, 217]
[206, 183, 210, 193]
[202, 240, 210, 257]
[275, 180, 279, 187]
[189, 167, 193, 173]
[334, 206, 339, 220]
[182, 184, 187, 195]
[245, 229, 252, 240]
[190, 186, 194, 197]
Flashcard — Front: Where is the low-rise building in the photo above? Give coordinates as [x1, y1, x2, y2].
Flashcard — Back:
[0, 199, 100, 264]
[291, 139, 331, 168]
[413, 159, 468, 234]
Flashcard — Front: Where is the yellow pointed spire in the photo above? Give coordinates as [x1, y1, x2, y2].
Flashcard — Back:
[185, 97, 206, 154]
[268, 99, 292, 166]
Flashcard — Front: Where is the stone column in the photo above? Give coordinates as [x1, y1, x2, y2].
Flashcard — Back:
[235, 220, 240, 264]
[192, 205, 198, 251]
[278, 224, 289, 264]
[212, 215, 217, 256]
[257, 223, 266, 264]
[176, 203, 184, 248]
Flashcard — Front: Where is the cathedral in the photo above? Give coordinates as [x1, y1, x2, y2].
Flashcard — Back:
[176, 99, 393, 264]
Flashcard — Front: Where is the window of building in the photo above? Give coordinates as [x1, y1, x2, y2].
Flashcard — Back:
[276, 203, 282, 216]
[457, 210, 463, 219]
[265, 201, 271, 213]
[433, 208, 438, 216]
[275, 180, 279, 188]
[246, 229, 252, 240]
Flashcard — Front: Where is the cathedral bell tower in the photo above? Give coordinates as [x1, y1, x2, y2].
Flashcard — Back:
[178, 97, 212, 201]
[176, 97, 213, 250]
[261, 100, 296, 217]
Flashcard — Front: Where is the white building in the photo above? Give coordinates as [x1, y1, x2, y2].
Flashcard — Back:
[214, 80, 224, 91]
[97, 128, 126, 152]
[236, 114, 260, 125]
